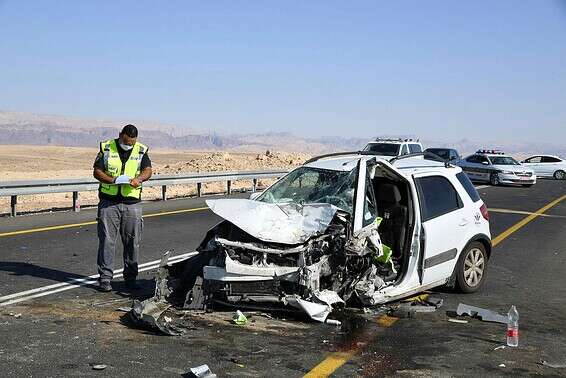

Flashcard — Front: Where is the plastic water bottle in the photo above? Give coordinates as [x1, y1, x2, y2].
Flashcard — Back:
[506, 305, 519, 347]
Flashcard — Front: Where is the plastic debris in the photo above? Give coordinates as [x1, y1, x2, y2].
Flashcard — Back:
[92, 364, 107, 370]
[186, 364, 217, 378]
[498, 364, 506, 368]
[325, 319, 341, 326]
[448, 318, 468, 324]
[232, 310, 248, 326]
[493, 346, 506, 351]
[456, 303, 508, 324]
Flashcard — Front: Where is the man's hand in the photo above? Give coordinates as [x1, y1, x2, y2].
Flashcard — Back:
[130, 177, 142, 188]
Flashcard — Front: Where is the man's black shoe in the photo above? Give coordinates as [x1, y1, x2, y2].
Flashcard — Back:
[98, 281, 112, 292]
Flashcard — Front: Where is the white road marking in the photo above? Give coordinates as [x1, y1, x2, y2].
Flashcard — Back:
[475, 185, 490, 189]
[0, 251, 198, 307]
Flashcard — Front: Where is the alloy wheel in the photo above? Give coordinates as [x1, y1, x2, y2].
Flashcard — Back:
[464, 248, 485, 287]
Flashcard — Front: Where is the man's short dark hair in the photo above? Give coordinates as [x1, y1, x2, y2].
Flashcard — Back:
[121, 124, 138, 138]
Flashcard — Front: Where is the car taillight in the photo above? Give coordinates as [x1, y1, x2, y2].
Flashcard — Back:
[480, 203, 489, 221]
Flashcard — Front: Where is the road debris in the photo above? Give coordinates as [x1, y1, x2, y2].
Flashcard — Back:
[92, 364, 107, 370]
[447, 318, 468, 324]
[456, 303, 507, 324]
[325, 319, 341, 326]
[539, 360, 566, 369]
[9, 312, 22, 318]
[185, 364, 217, 378]
[232, 310, 248, 326]
[493, 346, 506, 351]
[498, 364, 506, 368]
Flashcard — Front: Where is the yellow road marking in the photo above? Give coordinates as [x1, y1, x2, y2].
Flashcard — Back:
[489, 207, 566, 219]
[492, 194, 566, 247]
[304, 315, 399, 378]
[0, 206, 209, 238]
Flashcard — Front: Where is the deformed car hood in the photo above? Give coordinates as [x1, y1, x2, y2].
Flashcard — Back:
[206, 199, 339, 245]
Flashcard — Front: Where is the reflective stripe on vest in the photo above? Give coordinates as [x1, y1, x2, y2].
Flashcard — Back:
[99, 139, 148, 199]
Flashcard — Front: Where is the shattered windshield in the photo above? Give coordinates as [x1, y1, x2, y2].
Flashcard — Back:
[489, 156, 520, 166]
[363, 143, 400, 156]
[258, 166, 358, 214]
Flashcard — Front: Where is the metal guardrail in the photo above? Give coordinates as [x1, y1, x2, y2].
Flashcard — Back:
[0, 170, 288, 217]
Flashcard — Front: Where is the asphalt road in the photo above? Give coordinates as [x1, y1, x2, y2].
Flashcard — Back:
[0, 180, 565, 377]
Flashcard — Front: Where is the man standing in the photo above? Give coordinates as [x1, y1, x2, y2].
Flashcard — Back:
[93, 124, 152, 292]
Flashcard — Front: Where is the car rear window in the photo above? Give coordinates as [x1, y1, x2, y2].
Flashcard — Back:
[416, 176, 463, 221]
[456, 172, 481, 202]
[409, 144, 422, 153]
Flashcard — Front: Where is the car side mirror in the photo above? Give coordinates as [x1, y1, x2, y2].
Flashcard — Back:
[249, 191, 263, 200]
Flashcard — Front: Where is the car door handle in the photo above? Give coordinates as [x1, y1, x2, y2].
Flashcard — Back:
[459, 219, 469, 226]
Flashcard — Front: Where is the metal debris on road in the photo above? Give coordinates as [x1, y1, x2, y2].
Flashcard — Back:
[185, 364, 217, 378]
[539, 360, 566, 369]
[456, 303, 508, 324]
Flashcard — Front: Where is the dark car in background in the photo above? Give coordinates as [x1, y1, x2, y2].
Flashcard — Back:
[424, 148, 461, 162]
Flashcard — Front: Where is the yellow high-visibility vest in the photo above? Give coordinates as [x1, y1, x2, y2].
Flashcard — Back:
[99, 139, 148, 199]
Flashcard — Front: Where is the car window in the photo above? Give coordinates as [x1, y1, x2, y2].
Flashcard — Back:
[450, 150, 460, 160]
[426, 149, 449, 160]
[489, 156, 519, 165]
[466, 155, 479, 163]
[409, 144, 422, 153]
[525, 156, 542, 163]
[416, 176, 463, 221]
[363, 173, 378, 227]
[478, 155, 490, 164]
[363, 143, 401, 156]
[542, 156, 561, 163]
[400, 144, 409, 155]
[456, 172, 480, 202]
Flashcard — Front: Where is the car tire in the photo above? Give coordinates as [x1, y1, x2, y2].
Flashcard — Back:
[554, 170, 566, 180]
[455, 241, 488, 293]
[489, 173, 500, 186]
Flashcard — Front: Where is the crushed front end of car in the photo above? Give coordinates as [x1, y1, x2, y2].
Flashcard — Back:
[130, 198, 396, 330]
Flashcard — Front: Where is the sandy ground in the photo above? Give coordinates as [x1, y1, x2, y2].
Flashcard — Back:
[0, 145, 309, 215]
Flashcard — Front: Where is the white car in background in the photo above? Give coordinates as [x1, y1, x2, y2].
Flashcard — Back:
[521, 155, 566, 180]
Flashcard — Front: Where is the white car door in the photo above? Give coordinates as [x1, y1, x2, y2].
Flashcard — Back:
[414, 173, 470, 285]
[522, 156, 544, 176]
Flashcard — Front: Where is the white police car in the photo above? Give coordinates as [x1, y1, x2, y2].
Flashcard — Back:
[456, 150, 536, 187]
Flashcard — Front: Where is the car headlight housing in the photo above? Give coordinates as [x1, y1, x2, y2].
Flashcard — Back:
[501, 170, 515, 175]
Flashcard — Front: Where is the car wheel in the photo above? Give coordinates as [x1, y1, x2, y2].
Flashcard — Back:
[554, 170, 566, 180]
[489, 173, 500, 186]
[455, 242, 488, 293]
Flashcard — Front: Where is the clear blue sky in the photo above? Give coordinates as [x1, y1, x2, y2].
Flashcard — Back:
[1, 0, 565, 142]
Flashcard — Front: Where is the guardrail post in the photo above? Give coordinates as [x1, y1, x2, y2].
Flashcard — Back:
[197, 183, 202, 197]
[72, 191, 80, 212]
[252, 178, 258, 192]
[227, 180, 232, 195]
[161, 185, 167, 201]
[10, 195, 17, 217]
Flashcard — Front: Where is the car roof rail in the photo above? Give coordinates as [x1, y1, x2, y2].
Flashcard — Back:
[304, 151, 362, 164]
[390, 152, 454, 167]
[304, 150, 390, 164]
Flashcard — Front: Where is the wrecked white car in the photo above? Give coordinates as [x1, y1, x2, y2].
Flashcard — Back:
[133, 153, 492, 329]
